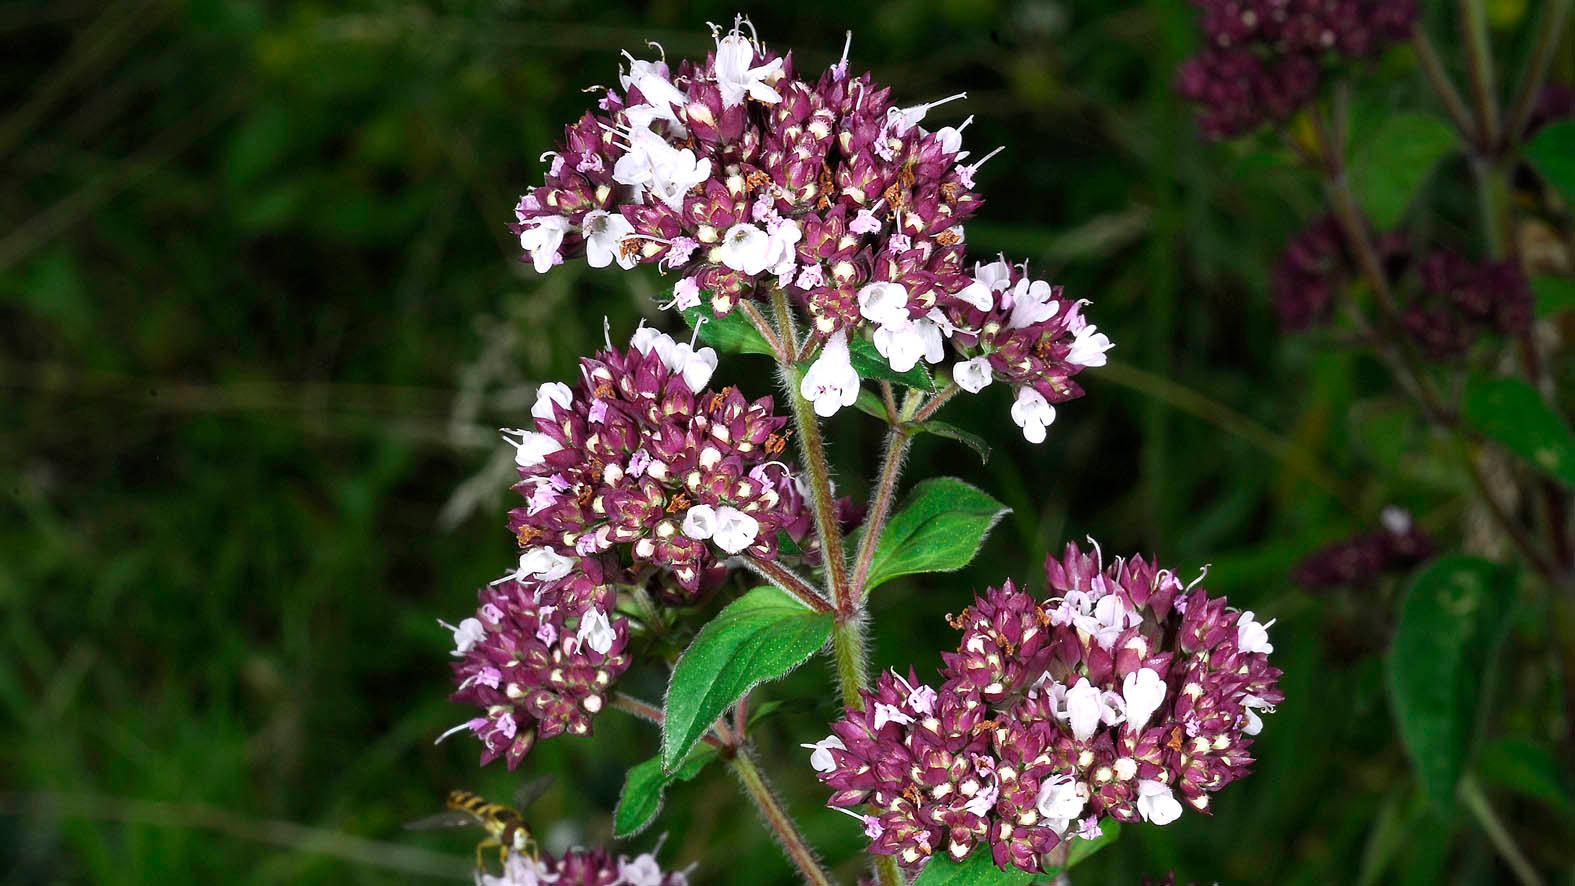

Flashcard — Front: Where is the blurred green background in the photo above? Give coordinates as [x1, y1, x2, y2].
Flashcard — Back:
[3, 0, 1570, 883]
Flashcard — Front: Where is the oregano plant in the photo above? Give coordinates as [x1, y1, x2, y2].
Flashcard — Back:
[426, 14, 1285, 884]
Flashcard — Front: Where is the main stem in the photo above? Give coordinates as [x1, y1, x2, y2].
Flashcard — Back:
[728, 748, 835, 886]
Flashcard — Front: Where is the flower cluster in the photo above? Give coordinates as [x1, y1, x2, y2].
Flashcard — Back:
[503, 326, 811, 598]
[1272, 215, 1406, 331]
[478, 845, 689, 886]
[512, 20, 988, 329]
[440, 562, 632, 770]
[511, 19, 1111, 438]
[805, 541, 1282, 873]
[1402, 251, 1533, 359]
[1292, 507, 1434, 589]
[1178, 0, 1419, 138]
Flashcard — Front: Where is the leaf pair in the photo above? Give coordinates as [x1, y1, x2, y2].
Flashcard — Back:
[910, 821, 1122, 885]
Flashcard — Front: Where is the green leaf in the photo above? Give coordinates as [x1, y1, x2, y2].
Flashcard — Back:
[863, 477, 1010, 590]
[1532, 277, 1575, 317]
[1463, 374, 1575, 486]
[1045, 820, 1122, 875]
[911, 847, 1033, 886]
[845, 336, 936, 391]
[1526, 120, 1575, 203]
[1350, 111, 1457, 229]
[1476, 737, 1574, 816]
[661, 587, 834, 770]
[1387, 556, 1516, 808]
[613, 744, 718, 838]
[681, 303, 775, 357]
[852, 387, 892, 422]
[911, 419, 991, 463]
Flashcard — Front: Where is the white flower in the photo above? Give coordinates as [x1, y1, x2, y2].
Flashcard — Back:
[1122, 667, 1167, 734]
[647, 146, 711, 210]
[681, 504, 718, 540]
[871, 315, 944, 373]
[963, 780, 999, 817]
[629, 326, 673, 357]
[575, 606, 616, 655]
[581, 209, 637, 269]
[514, 546, 574, 582]
[662, 341, 719, 391]
[873, 702, 914, 729]
[1007, 277, 1059, 329]
[518, 215, 570, 274]
[617, 853, 666, 886]
[761, 217, 802, 276]
[714, 33, 783, 108]
[613, 129, 711, 210]
[1381, 505, 1412, 534]
[1073, 594, 1141, 650]
[718, 223, 772, 274]
[800, 734, 845, 773]
[956, 258, 1013, 311]
[504, 428, 563, 468]
[439, 617, 486, 656]
[953, 356, 994, 393]
[1010, 388, 1056, 444]
[618, 51, 670, 91]
[1236, 610, 1275, 655]
[1064, 678, 1105, 741]
[711, 505, 760, 553]
[932, 114, 973, 157]
[531, 382, 574, 421]
[623, 67, 688, 133]
[1243, 706, 1264, 736]
[800, 331, 860, 417]
[1067, 324, 1113, 367]
[1136, 780, 1183, 826]
[857, 281, 911, 327]
[1035, 773, 1087, 829]
[670, 277, 702, 310]
[478, 852, 558, 886]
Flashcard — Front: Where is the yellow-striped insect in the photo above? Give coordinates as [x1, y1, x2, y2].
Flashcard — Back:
[405, 777, 553, 871]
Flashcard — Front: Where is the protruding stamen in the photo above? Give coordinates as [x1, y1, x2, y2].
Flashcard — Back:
[688, 315, 708, 348]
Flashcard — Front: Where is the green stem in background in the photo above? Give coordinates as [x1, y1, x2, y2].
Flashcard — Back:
[1505, 0, 1573, 144]
[1459, 776, 1545, 886]
[1460, 0, 1502, 150]
[769, 289, 853, 610]
[1412, 28, 1478, 143]
[727, 748, 835, 886]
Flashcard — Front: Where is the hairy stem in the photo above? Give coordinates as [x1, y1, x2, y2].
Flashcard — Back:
[769, 289, 852, 608]
[743, 554, 834, 613]
[1460, 776, 1545, 886]
[830, 618, 871, 710]
[610, 692, 726, 748]
[1505, 0, 1573, 144]
[728, 748, 835, 886]
[852, 423, 914, 604]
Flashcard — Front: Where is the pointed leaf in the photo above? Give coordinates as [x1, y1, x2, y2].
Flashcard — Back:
[911, 847, 1033, 886]
[1463, 374, 1575, 486]
[910, 419, 991, 463]
[681, 303, 775, 357]
[1526, 120, 1575, 203]
[1350, 111, 1456, 228]
[661, 587, 834, 770]
[845, 335, 936, 391]
[1046, 820, 1122, 874]
[1387, 556, 1516, 808]
[1476, 737, 1574, 816]
[864, 478, 1009, 590]
[614, 744, 719, 838]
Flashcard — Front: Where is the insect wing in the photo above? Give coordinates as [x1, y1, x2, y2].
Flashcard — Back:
[403, 810, 477, 831]
[512, 775, 555, 811]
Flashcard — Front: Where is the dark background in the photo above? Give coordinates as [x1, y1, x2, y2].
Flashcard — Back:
[3, 0, 1567, 882]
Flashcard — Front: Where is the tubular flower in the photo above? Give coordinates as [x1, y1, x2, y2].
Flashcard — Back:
[809, 541, 1283, 874]
[506, 326, 812, 598]
[443, 563, 632, 770]
[511, 18, 1011, 383]
[477, 844, 690, 885]
[942, 257, 1110, 442]
[1178, 0, 1418, 139]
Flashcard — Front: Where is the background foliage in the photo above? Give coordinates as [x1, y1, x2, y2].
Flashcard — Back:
[3, 0, 1571, 882]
